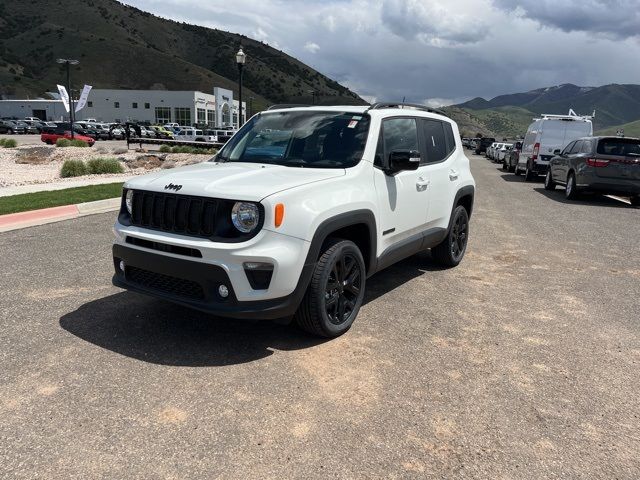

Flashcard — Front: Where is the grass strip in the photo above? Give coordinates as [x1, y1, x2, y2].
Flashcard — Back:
[0, 182, 123, 215]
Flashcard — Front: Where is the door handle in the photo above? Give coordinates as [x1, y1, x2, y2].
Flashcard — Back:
[416, 177, 430, 191]
[449, 169, 459, 181]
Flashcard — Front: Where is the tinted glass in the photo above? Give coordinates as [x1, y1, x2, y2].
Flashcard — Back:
[383, 118, 418, 155]
[597, 138, 640, 156]
[562, 141, 576, 155]
[217, 111, 370, 168]
[443, 122, 456, 155]
[421, 119, 448, 163]
[569, 141, 582, 154]
[580, 140, 593, 154]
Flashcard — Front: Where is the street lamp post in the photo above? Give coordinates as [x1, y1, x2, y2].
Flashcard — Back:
[57, 58, 79, 139]
[308, 90, 317, 105]
[236, 47, 246, 128]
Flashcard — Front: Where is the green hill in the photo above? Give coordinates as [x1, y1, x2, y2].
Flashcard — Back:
[0, 0, 365, 109]
[597, 120, 640, 138]
[457, 83, 640, 131]
[443, 105, 536, 139]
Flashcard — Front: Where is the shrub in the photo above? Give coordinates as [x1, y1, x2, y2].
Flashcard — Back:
[60, 159, 88, 177]
[87, 157, 124, 174]
[0, 138, 5, 146]
[159, 144, 171, 153]
[56, 138, 71, 147]
[70, 139, 88, 147]
[2, 139, 17, 148]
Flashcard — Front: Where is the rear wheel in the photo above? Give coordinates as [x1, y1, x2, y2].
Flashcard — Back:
[514, 164, 521, 176]
[544, 170, 556, 190]
[524, 164, 534, 181]
[296, 239, 366, 338]
[502, 160, 508, 171]
[432, 205, 469, 268]
[565, 172, 579, 200]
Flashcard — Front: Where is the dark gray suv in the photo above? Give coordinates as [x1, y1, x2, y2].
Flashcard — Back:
[545, 136, 640, 205]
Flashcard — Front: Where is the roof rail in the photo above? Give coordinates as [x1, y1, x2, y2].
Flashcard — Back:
[368, 102, 447, 117]
[266, 104, 310, 110]
[538, 109, 595, 121]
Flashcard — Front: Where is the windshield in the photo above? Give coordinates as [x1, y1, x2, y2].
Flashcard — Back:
[215, 111, 370, 168]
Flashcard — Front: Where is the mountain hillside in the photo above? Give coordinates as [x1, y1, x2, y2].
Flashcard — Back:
[0, 0, 364, 109]
[457, 84, 640, 131]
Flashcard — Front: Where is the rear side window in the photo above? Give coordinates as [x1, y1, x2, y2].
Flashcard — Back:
[580, 140, 593, 153]
[597, 138, 640, 156]
[421, 119, 448, 164]
[443, 122, 456, 155]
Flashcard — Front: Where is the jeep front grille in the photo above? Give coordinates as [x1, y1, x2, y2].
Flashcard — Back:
[130, 190, 218, 238]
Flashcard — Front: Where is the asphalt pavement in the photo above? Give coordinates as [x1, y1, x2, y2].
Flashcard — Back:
[1, 153, 638, 479]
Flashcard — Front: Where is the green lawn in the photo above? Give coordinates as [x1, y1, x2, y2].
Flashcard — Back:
[0, 183, 123, 215]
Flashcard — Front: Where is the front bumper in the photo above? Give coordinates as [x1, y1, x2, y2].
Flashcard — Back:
[112, 222, 314, 319]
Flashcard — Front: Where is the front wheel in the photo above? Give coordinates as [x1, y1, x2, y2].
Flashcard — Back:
[295, 239, 366, 338]
[432, 205, 469, 267]
[544, 170, 556, 190]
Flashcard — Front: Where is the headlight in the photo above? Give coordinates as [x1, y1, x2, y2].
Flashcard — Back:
[125, 189, 133, 215]
[231, 202, 260, 233]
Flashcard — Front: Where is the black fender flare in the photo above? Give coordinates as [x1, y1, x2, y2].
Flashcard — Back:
[452, 185, 475, 218]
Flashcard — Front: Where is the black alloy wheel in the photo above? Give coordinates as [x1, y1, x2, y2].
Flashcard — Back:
[296, 239, 366, 337]
[324, 252, 362, 326]
[432, 205, 469, 267]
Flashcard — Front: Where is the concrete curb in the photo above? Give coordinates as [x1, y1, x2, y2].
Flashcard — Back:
[0, 197, 120, 233]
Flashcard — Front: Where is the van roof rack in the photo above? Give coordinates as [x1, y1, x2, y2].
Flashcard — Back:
[538, 109, 595, 121]
[266, 104, 311, 110]
[368, 102, 447, 116]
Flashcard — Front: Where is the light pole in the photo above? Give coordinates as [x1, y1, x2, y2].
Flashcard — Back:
[236, 47, 246, 128]
[57, 58, 79, 139]
[308, 90, 317, 105]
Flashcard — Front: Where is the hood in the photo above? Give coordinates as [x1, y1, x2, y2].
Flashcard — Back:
[125, 161, 345, 201]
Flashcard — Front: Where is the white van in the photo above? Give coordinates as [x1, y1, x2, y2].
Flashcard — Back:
[516, 110, 593, 180]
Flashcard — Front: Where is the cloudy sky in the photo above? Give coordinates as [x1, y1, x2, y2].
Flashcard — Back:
[120, 0, 640, 106]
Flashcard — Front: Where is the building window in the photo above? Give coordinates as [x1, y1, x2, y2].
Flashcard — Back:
[197, 108, 206, 126]
[87, 101, 93, 108]
[233, 112, 238, 128]
[132, 102, 138, 109]
[144, 103, 150, 109]
[114, 102, 120, 108]
[221, 103, 230, 126]
[207, 110, 215, 127]
[155, 107, 171, 124]
[174, 107, 191, 126]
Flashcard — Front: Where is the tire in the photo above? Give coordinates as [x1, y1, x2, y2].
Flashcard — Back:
[544, 170, 556, 190]
[508, 164, 515, 173]
[502, 160, 508, 171]
[432, 205, 470, 268]
[514, 164, 521, 176]
[45, 140, 53, 145]
[565, 172, 579, 200]
[524, 164, 534, 181]
[295, 239, 366, 338]
[630, 196, 640, 207]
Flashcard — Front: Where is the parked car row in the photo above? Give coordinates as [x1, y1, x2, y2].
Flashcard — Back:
[474, 111, 640, 205]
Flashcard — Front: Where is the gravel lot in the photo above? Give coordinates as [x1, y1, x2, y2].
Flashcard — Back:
[0, 134, 211, 188]
[1, 154, 638, 478]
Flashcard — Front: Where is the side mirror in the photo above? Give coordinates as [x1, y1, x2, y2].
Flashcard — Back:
[553, 149, 561, 155]
[387, 149, 420, 174]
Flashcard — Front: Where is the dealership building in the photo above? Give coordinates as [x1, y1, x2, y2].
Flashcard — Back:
[0, 87, 246, 128]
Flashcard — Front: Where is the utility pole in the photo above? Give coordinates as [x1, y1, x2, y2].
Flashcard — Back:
[236, 47, 246, 128]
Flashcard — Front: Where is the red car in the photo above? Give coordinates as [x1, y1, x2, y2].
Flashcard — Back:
[41, 128, 95, 146]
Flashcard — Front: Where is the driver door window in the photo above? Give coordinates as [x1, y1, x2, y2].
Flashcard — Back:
[375, 118, 419, 168]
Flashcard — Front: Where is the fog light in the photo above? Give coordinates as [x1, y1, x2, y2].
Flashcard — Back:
[218, 284, 229, 298]
[119, 260, 125, 272]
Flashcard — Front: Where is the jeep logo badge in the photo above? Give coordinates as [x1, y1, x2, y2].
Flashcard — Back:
[164, 183, 182, 192]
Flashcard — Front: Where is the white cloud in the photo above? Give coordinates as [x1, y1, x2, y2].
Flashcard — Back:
[304, 42, 320, 54]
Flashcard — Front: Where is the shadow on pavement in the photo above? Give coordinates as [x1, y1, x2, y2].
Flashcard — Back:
[60, 252, 439, 366]
[498, 173, 544, 183]
[533, 188, 635, 209]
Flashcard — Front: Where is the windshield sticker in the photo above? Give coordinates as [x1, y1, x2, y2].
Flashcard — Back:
[347, 120, 359, 129]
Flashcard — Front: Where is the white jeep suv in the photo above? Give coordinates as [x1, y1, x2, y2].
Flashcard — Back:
[112, 104, 475, 337]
